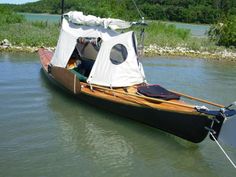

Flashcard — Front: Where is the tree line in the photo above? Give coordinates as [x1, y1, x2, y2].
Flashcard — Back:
[0, 6, 25, 25]
[1, 0, 236, 24]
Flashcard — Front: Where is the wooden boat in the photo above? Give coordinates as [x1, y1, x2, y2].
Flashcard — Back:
[39, 11, 236, 144]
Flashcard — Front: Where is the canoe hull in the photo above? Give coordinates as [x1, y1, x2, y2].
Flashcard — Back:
[78, 91, 212, 143]
[42, 67, 212, 143]
[39, 48, 212, 143]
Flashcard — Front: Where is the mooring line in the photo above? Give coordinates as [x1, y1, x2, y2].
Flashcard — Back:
[210, 132, 236, 169]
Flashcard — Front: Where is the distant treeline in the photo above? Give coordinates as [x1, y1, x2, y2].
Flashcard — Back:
[1, 0, 236, 24]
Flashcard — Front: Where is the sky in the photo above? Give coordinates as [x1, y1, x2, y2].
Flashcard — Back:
[0, 0, 39, 4]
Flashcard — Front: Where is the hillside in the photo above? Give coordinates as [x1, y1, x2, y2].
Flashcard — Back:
[1, 0, 236, 24]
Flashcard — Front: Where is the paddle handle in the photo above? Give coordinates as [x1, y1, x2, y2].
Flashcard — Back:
[170, 90, 224, 108]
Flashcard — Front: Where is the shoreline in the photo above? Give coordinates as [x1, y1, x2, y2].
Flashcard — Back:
[144, 44, 236, 61]
[1, 45, 236, 61]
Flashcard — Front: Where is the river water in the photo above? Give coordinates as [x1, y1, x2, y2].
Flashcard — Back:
[0, 53, 236, 177]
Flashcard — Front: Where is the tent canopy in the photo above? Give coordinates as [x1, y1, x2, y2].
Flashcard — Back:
[64, 11, 131, 30]
[51, 11, 145, 87]
[51, 17, 117, 68]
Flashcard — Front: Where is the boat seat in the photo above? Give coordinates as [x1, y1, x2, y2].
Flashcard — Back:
[137, 85, 180, 100]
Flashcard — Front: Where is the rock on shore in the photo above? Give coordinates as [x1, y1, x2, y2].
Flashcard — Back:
[144, 44, 236, 61]
[0, 39, 56, 52]
[1, 39, 236, 61]
[0, 39, 11, 48]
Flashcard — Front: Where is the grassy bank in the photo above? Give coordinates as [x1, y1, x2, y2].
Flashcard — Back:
[1, 20, 235, 60]
[0, 21, 59, 47]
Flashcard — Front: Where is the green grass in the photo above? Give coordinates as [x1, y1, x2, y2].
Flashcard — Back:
[0, 21, 60, 47]
[131, 21, 230, 52]
[131, 21, 190, 47]
[0, 20, 233, 54]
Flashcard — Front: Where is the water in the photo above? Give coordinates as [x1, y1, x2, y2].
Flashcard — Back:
[0, 53, 236, 177]
[20, 12, 61, 23]
[164, 21, 209, 38]
[20, 13, 209, 37]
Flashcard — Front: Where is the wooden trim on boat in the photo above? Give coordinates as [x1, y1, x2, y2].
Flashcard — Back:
[79, 83, 205, 115]
[38, 48, 52, 71]
[82, 83, 195, 109]
[51, 66, 81, 94]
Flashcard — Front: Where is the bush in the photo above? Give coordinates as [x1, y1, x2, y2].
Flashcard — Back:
[208, 15, 236, 47]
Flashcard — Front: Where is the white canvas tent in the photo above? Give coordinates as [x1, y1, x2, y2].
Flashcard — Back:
[51, 11, 146, 87]
[87, 31, 145, 87]
[51, 17, 117, 67]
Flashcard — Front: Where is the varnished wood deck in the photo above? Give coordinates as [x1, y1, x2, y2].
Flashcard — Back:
[80, 82, 198, 114]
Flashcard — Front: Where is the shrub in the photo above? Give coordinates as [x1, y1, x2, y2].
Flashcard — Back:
[208, 15, 236, 47]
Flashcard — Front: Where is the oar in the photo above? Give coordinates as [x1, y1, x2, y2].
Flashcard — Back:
[83, 83, 195, 109]
[170, 90, 224, 108]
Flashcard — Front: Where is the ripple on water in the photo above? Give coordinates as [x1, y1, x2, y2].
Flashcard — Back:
[0, 56, 58, 171]
[1, 54, 236, 177]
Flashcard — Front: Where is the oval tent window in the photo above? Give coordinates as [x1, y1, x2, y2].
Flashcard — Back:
[110, 44, 128, 65]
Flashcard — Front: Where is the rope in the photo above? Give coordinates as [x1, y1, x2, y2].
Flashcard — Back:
[131, 0, 143, 19]
[210, 132, 236, 169]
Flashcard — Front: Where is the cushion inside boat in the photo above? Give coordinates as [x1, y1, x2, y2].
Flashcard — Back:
[137, 85, 180, 100]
